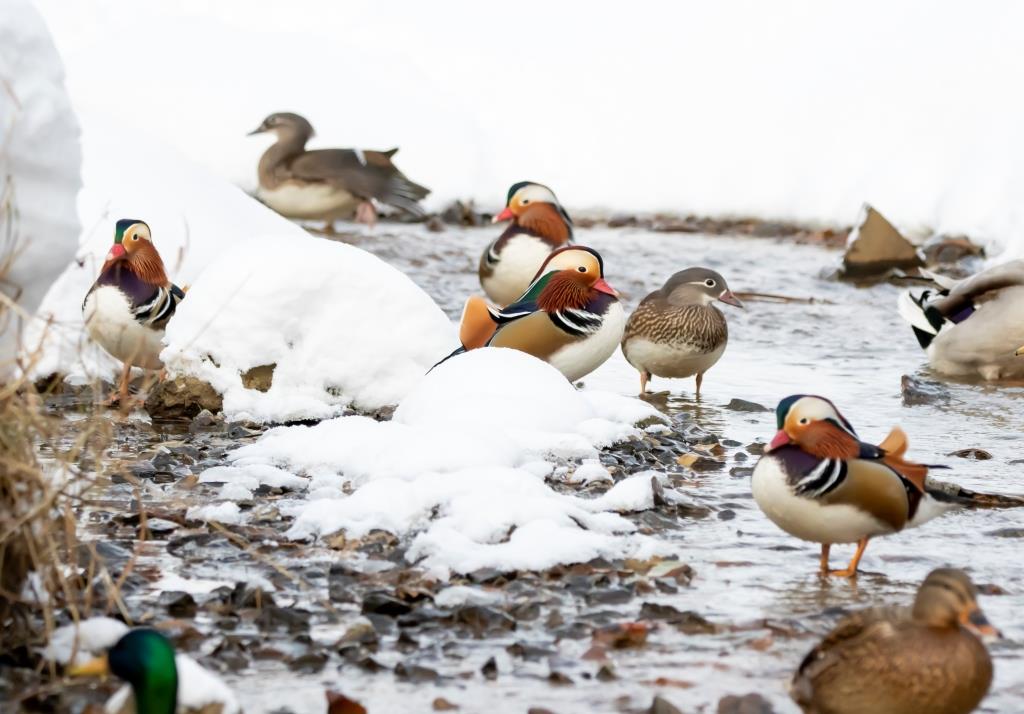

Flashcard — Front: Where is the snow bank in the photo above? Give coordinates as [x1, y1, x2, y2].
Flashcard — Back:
[34, 0, 1024, 258]
[161, 234, 455, 422]
[201, 348, 666, 576]
[41, 616, 127, 666]
[0, 0, 80, 377]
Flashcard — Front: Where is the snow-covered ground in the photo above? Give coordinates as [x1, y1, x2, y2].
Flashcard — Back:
[0, 0, 80, 375]
[34, 0, 1024, 258]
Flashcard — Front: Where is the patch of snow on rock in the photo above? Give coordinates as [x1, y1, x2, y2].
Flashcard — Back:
[42, 617, 127, 665]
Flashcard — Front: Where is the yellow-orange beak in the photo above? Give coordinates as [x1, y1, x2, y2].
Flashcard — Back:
[492, 206, 515, 223]
[961, 606, 1001, 641]
[1016, 345, 1024, 356]
[67, 653, 110, 678]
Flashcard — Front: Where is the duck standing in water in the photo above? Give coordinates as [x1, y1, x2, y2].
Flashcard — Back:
[454, 246, 624, 381]
[82, 219, 184, 405]
[792, 568, 997, 714]
[620, 267, 743, 395]
[248, 112, 429, 231]
[69, 628, 240, 714]
[898, 260, 1024, 380]
[480, 181, 573, 306]
[751, 395, 958, 577]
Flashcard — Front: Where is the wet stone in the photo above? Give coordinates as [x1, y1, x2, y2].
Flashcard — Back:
[745, 442, 765, 455]
[453, 605, 516, 635]
[337, 620, 378, 647]
[649, 695, 684, 714]
[596, 664, 616, 681]
[548, 670, 573, 685]
[717, 693, 776, 714]
[481, 656, 498, 680]
[288, 651, 327, 673]
[361, 591, 412, 617]
[640, 603, 717, 633]
[718, 509, 736, 521]
[256, 606, 310, 633]
[506, 641, 555, 661]
[432, 697, 459, 711]
[394, 661, 439, 682]
[947, 448, 993, 460]
[901, 374, 951, 406]
[722, 439, 743, 447]
[725, 398, 769, 413]
[159, 590, 197, 618]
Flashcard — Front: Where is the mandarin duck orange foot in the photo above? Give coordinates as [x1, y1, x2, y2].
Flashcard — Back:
[620, 267, 743, 395]
[82, 220, 185, 405]
[792, 568, 997, 714]
[898, 260, 1024, 380]
[751, 395, 959, 577]
[479, 181, 573, 306]
[248, 112, 429, 231]
[452, 246, 624, 382]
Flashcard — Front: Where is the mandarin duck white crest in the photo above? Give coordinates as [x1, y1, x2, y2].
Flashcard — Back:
[792, 568, 997, 714]
[68, 628, 240, 714]
[479, 181, 573, 306]
[248, 112, 429, 231]
[751, 395, 958, 577]
[621, 267, 743, 395]
[898, 260, 1024, 380]
[82, 219, 185, 404]
[453, 246, 624, 381]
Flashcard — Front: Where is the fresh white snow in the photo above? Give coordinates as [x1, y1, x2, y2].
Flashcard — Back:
[202, 348, 667, 577]
[41, 616, 128, 665]
[0, 0, 80, 376]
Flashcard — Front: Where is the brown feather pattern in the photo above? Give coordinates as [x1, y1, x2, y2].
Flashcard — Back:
[537, 272, 593, 312]
[622, 301, 727, 351]
[798, 422, 861, 460]
[517, 203, 571, 246]
[128, 243, 170, 286]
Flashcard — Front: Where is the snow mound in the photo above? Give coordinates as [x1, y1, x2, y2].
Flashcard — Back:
[161, 233, 455, 422]
[206, 348, 667, 576]
[41, 617, 127, 666]
[0, 0, 81, 376]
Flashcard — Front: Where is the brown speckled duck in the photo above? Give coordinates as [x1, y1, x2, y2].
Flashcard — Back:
[620, 267, 743, 395]
[792, 568, 997, 714]
[248, 112, 429, 230]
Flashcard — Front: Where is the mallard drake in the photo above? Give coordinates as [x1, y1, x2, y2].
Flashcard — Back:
[621, 267, 743, 395]
[82, 219, 185, 404]
[454, 246, 624, 381]
[751, 395, 957, 577]
[897, 260, 1024, 380]
[479, 181, 573, 306]
[792, 568, 997, 714]
[68, 628, 240, 714]
[248, 112, 429, 230]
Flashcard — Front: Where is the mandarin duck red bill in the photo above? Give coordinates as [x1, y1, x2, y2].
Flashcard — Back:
[751, 395, 959, 577]
[479, 181, 573, 306]
[792, 568, 997, 714]
[453, 246, 624, 382]
[621, 267, 743, 395]
[82, 219, 185, 403]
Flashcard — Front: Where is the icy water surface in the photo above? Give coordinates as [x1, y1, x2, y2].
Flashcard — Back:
[42, 224, 1024, 714]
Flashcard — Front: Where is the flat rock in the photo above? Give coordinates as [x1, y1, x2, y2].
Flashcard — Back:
[145, 375, 223, 420]
[725, 398, 769, 413]
[842, 204, 922, 278]
[901, 374, 950, 406]
[717, 693, 775, 714]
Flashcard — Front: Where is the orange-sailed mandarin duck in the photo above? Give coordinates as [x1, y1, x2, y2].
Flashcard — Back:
[792, 568, 997, 714]
[82, 220, 185, 404]
[480, 181, 573, 306]
[621, 267, 744, 395]
[751, 395, 957, 577]
[456, 246, 624, 381]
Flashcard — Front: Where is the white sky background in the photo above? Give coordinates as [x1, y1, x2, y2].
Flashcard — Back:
[34, 0, 1024, 250]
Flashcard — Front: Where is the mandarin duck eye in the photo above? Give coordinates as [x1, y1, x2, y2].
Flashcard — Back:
[132, 234, 139, 241]
[705, 279, 716, 287]
[799, 417, 809, 425]
[522, 199, 530, 205]
[577, 266, 587, 273]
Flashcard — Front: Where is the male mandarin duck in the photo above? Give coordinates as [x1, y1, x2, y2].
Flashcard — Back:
[456, 245, 624, 381]
[479, 181, 573, 306]
[792, 568, 997, 714]
[82, 219, 185, 404]
[898, 260, 1024, 380]
[248, 112, 429, 231]
[751, 395, 957, 577]
[620, 267, 743, 395]
[68, 628, 240, 714]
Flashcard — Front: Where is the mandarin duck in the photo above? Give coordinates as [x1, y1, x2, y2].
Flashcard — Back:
[621, 267, 743, 395]
[68, 628, 240, 714]
[792, 568, 997, 714]
[82, 220, 185, 404]
[454, 246, 624, 381]
[479, 181, 573, 306]
[897, 260, 1024, 380]
[248, 112, 429, 231]
[751, 395, 958, 577]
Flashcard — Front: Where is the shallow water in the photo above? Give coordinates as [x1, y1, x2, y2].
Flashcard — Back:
[46, 224, 1024, 714]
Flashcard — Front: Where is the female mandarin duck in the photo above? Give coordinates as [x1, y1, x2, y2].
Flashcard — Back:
[82, 219, 185, 404]
[898, 260, 1024, 380]
[621, 267, 743, 395]
[792, 568, 997, 714]
[479, 181, 573, 306]
[248, 112, 429, 231]
[751, 395, 957, 577]
[457, 246, 624, 381]
[69, 628, 240, 714]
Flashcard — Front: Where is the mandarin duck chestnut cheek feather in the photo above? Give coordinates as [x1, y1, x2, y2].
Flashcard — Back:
[82, 219, 186, 406]
[751, 395, 959, 577]
[479, 181, 574, 306]
[248, 111, 430, 232]
[792, 568, 997, 714]
[448, 245, 624, 381]
[621, 267, 743, 396]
